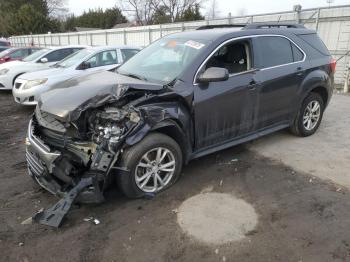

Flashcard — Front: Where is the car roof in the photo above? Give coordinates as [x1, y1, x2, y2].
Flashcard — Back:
[166, 26, 316, 42]
[6, 46, 42, 51]
[47, 45, 90, 50]
[87, 45, 141, 51]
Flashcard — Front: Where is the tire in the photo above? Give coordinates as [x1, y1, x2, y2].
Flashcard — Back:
[117, 132, 183, 198]
[290, 92, 324, 137]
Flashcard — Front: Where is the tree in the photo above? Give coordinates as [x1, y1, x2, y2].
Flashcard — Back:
[11, 4, 50, 35]
[178, 3, 204, 21]
[62, 7, 127, 31]
[0, 0, 61, 36]
[159, 0, 205, 23]
[119, 0, 205, 25]
[206, 0, 220, 19]
[119, 0, 157, 25]
[46, 0, 69, 20]
[153, 6, 172, 24]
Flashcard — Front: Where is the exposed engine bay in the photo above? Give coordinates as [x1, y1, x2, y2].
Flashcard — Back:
[31, 102, 142, 195]
[27, 97, 146, 226]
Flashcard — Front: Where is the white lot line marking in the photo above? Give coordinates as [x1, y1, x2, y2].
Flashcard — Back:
[177, 192, 258, 245]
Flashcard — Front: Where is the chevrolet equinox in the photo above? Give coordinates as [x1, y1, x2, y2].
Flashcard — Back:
[26, 23, 335, 203]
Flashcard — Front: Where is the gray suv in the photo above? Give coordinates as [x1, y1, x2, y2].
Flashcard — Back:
[26, 23, 334, 213]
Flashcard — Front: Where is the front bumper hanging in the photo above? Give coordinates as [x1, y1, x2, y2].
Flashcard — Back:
[33, 177, 94, 227]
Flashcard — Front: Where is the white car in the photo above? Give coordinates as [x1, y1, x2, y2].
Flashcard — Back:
[0, 45, 87, 90]
[13, 46, 140, 105]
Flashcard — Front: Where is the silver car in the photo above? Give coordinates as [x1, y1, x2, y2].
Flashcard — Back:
[13, 46, 140, 105]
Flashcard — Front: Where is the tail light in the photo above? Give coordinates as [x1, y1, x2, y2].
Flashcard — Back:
[330, 58, 336, 73]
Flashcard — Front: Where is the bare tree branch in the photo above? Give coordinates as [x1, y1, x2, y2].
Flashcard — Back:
[119, 0, 205, 24]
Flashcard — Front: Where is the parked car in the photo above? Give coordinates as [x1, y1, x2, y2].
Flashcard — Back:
[0, 47, 42, 64]
[13, 46, 140, 105]
[26, 23, 334, 204]
[0, 45, 87, 90]
[0, 47, 10, 52]
[0, 38, 11, 47]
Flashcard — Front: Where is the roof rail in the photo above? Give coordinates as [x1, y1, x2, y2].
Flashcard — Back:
[196, 24, 246, 30]
[244, 23, 306, 29]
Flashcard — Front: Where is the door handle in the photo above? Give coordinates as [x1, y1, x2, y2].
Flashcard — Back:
[248, 79, 257, 90]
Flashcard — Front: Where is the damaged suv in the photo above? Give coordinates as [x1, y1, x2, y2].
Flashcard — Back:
[26, 23, 334, 203]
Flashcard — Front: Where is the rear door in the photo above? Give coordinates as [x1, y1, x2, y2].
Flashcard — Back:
[252, 35, 306, 129]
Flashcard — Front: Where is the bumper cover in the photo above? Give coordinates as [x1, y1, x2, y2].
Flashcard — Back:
[26, 119, 62, 195]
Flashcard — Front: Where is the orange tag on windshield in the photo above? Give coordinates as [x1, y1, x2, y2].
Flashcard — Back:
[166, 40, 177, 48]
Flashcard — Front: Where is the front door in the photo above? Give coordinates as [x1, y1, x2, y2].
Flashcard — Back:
[193, 38, 260, 150]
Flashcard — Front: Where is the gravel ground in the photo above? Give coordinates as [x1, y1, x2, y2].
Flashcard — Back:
[1, 91, 350, 262]
[250, 94, 350, 188]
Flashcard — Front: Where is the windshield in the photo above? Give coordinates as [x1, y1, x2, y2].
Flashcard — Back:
[54, 49, 94, 68]
[0, 48, 15, 57]
[118, 38, 208, 84]
[23, 49, 49, 62]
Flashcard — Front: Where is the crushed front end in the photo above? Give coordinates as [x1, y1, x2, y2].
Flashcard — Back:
[26, 103, 142, 205]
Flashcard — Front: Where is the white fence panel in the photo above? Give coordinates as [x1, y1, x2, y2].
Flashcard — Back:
[9, 5, 350, 85]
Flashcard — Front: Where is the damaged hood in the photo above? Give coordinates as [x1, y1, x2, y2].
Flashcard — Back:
[38, 71, 164, 122]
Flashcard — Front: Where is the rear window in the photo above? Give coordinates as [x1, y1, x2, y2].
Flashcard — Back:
[297, 33, 330, 56]
[121, 49, 140, 62]
[291, 44, 304, 61]
[254, 36, 294, 68]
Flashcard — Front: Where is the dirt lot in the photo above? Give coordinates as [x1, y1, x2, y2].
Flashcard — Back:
[1, 91, 350, 262]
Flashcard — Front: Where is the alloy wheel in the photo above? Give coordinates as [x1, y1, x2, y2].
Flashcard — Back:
[135, 147, 176, 193]
[303, 100, 321, 131]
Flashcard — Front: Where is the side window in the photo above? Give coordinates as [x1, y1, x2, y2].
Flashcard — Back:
[10, 49, 28, 58]
[297, 33, 329, 56]
[72, 48, 83, 53]
[255, 36, 294, 68]
[291, 44, 304, 62]
[205, 40, 251, 74]
[42, 48, 73, 62]
[29, 48, 41, 55]
[85, 50, 118, 68]
[121, 49, 139, 62]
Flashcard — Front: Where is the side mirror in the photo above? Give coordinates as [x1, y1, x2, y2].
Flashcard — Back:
[79, 61, 91, 70]
[4, 56, 10, 61]
[40, 57, 48, 63]
[197, 67, 229, 83]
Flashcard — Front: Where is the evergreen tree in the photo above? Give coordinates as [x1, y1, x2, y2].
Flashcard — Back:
[63, 7, 127, 31]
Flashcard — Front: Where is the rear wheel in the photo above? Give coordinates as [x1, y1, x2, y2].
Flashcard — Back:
[117, 133, 183, 198]
[290, 92, 324, 137]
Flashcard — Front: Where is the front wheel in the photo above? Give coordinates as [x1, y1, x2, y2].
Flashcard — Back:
[290, 92, 324, 137]
[117, 133, 183, 198]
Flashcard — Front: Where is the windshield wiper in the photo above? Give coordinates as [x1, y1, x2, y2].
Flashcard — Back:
[51, 64, 62, 68]
[121, 72, 148, 82]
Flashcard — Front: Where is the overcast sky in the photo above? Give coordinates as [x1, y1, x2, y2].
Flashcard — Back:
[68, 0, 350, 17]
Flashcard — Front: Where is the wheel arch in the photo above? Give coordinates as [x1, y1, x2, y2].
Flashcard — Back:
[151, 119, 191, 164]
[299, 69, 332, 107]
[309, 86, 328, 106]
[12, 72, 25, 86]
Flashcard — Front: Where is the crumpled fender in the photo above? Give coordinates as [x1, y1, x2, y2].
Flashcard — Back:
[123, 101, 192, 162]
